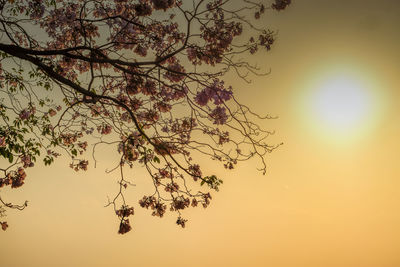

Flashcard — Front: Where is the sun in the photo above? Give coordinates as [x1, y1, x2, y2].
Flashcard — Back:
[312, 76, 372, 130]
[301, 70, 380, 141]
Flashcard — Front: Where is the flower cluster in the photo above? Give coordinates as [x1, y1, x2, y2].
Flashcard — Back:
[20, 154, 34, 168]
[191, 198, 198, 207]
[188, 164, 202, 181]
[69, 160, 89, 171]
[139, 196, 167, 218]
[0, 168, 27, 189]
[165, 182, 179, 193]
[60, 133, 83, 146]
[77, 141, 88, 151]
[153, 139, 178, 156]
[27, 0, 45, 19]
[97, 124, 112, 135]
[116, 205, 135, 218]
[272, 0, 291, 11]
[210, 106, 228, 125]
[47, 149, 60, 158]
[48, 109, 57, 117]
[151, 0, 175, 11]
[154, 101, 172, 113]
[19, 107, 36, 120]
[116, 205, 135, 234]
[176, 216, 187, 228]
[259, 31, 275, 51]
[170, 196, 190, 211]
[164, 62, 185, 82]
[119, 136, 142, 163]
[195, 79, 232, 106]
[118, 219, 131, 234]
[202, 193, 212, 208]
[134, 3, 153, 16]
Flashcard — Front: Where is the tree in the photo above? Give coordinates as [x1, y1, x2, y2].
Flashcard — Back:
[0, 0, 290, 234]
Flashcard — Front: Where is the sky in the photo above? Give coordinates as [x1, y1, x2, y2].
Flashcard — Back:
[2, 0, 400, 266]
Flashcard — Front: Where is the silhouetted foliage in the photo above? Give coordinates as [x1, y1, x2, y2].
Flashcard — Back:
[0, 0, 290, 233]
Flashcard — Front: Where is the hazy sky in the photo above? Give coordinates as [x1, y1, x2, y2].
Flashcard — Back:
[2, 1, 400, 266]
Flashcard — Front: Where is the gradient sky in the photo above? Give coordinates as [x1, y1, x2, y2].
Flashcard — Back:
[2, 1, 400, 266]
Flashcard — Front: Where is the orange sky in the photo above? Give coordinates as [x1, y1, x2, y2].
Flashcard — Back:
[2, 1, 400, 266]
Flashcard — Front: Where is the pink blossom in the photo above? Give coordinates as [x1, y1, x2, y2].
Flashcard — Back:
[151, 0, 175, 11]
[195, 79, 232, 106]
[176, 216, 187, 228]
[134, 3, 153, 16]
[0, 136, 6, 147]
[1, 221, 8, 231]
[97, 124, 112, 135]
[272, 0, 291, 11]
[134, 44, 147, 56]
[164, 63, 185, 82]
[20, 155, 34, 168]
[118, 219, 132, 234]
[19, 108, 35, 120]
[48, 109, 57, 117]
[210, 106, 228, 125]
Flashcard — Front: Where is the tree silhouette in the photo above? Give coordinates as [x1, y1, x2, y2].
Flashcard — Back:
[0, 0, 290, 234]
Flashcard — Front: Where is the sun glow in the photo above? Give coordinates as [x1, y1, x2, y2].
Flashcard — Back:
[300, 68, 383, 141]
[312, 76, 372, 130]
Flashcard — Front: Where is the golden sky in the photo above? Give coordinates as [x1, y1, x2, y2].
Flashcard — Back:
[2, 0, 400, 266]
